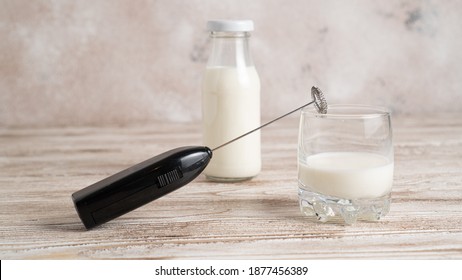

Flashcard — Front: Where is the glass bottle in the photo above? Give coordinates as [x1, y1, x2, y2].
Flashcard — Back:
[202, 20, 261, 181]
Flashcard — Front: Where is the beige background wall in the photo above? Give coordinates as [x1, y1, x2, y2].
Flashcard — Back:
[1, 0, 461, 127]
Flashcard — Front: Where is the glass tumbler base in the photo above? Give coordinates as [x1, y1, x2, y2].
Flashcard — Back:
[298, 186, 391, 224]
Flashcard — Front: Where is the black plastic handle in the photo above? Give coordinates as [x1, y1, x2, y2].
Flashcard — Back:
[72, 146, 212, 229]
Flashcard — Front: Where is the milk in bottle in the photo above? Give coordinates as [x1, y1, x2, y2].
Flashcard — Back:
[202, 20, 261, 181]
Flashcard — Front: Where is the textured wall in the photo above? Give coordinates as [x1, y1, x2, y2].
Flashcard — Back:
[1, 0, 461, 127]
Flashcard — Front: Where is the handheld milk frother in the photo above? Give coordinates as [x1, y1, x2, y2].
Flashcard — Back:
[72, 86, 327, 229]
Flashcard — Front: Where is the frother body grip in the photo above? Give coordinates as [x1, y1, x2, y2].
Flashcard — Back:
[72, 146, 212, 229]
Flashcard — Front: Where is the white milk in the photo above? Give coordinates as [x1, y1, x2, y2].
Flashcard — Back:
[298, 152, 393, 199]
[202, 66, 261, 179]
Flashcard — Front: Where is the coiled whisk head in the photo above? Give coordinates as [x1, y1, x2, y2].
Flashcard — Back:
[311, 86, 328, 114]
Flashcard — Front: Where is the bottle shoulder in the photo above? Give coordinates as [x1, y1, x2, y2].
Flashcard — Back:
[204, 66, 259, 75]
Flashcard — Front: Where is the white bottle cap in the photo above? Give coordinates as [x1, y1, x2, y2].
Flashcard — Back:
[206, 20, 254, 32]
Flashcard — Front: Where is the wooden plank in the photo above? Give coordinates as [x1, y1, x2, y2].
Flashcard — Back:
[0, 115, 461, 259]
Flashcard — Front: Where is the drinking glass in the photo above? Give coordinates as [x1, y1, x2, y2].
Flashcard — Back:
[298, 105, 393, 224]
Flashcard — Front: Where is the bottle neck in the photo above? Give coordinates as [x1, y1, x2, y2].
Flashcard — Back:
[207, 31, 254, 68]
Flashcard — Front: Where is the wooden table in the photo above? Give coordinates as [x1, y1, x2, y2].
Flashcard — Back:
[1, 115, 461, 259]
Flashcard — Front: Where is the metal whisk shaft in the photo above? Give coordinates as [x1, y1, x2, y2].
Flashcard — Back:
[212, 86, 327, 151]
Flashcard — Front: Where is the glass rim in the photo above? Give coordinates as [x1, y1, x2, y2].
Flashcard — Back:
[302, 104, 390, 119]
